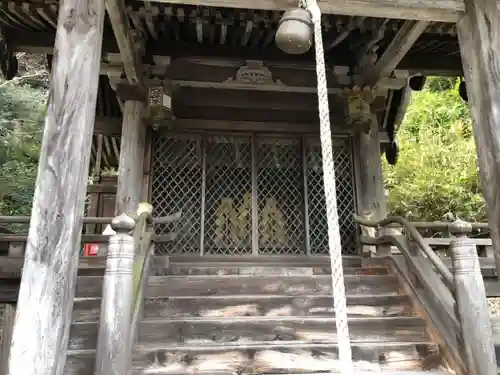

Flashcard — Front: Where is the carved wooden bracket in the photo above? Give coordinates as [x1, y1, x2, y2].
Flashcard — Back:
[344, 85, 376, 133]
[224, 60, 285, 86]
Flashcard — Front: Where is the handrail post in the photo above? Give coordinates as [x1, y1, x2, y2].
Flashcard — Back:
[449, 219, 497, 375]
[94, 213, 136, 375]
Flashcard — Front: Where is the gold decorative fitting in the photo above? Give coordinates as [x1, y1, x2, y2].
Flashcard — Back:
[259, 197, 287, 247]
[213, 193, 288, 248]
[344, 86, 376, 133]
[213, 193, 252, 247]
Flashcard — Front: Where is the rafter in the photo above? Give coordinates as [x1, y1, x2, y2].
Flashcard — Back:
[369, 20, 430, 85]
[105, 0, 142, 83]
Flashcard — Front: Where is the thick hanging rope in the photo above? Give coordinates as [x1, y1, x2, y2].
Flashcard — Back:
[303, 0, 353, 372]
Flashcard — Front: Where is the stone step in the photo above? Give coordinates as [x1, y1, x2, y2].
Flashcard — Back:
[73, 274, 401, 298]
[65, 342, 444, 375]
[68, 316, 428, 351]
[72, 294, 412, 322]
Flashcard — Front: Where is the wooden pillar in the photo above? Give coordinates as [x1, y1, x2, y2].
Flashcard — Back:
[0, 304, 15, 375]
[94, 214, 135, 375]
[115, 83, 148, 216]
[449, 219, 496, 375]
[354, 121, 387, 255]
[7, 0, 105, 374]
[457, 0, 500, 277]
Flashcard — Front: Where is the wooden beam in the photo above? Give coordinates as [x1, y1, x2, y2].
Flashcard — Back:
[7, 29, 464, 76]
[7, 0, 105, 374]
[103, 58, 406, 93]
[354, 124, 387, 251]
[457, 0, 500, 280]
[174, 88, 339, 112]
[137, 0, 466, 22]
[370, 20, 430, 84]
[94, 115, 391, 141]
[115, 100, 146, 216]
[105, 0, 141, 83]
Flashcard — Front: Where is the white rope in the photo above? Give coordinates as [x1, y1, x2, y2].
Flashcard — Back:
[304, 0, 353, 373]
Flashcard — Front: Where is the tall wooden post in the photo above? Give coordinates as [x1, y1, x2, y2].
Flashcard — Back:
[7, 0, 105, 374]
[355, 125, 386, 219]
[115, 83, 148, 216]
[449, 219, 497, 375]
[354, 118, 387, 255]
[457, 0, 500, 277]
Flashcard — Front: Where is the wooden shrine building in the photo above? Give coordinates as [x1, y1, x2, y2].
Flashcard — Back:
[1, 0, 500, 374]
[0, 2, 462, 255]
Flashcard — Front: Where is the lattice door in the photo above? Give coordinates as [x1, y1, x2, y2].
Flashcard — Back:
[257, 137, 304, 254]
[151, 134, 203, 254]
[204, 135, 252, 254]
[305, 137, 357, 254]
[151, 132, 357, 255]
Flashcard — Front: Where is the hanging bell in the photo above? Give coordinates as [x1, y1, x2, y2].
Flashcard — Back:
[275, 8, 313, 55]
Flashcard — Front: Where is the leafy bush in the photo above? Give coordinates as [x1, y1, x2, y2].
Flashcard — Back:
[0, 83, 47, 218]
[383, 77, 484, 221]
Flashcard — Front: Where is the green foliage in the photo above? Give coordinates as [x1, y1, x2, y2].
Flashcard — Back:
[0, 83, 47, 218]
[383, 77, 485, 222]
[425, 76, 458, 92]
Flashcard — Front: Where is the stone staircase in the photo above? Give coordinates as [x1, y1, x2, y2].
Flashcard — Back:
[65, 256, 454, 375]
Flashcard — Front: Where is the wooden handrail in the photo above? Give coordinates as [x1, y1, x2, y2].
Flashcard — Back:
[131, 210, 154, 311]
[0, 233, 177, 243]
[128, 207, 156, 360]
[376, 232, 467, 374]
[0, 212, 182, 225]
[354, 215, 455, 290]
[355, 216, 497, 375]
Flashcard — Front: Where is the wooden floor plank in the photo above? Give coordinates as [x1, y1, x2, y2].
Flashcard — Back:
[147, 275, 400, 297]
[141, 295, 411, 319]
[65, 341, 443, 375]
[72, 294, 412, 322]
[137, 316, 428, 347]
[68, 316, 428, 351]
[69, 275, 400, 299]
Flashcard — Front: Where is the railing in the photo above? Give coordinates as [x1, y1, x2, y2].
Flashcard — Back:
[354, 215, 497, 375]
[0, 208, 182, 375]
[94, 205, 181, 375]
